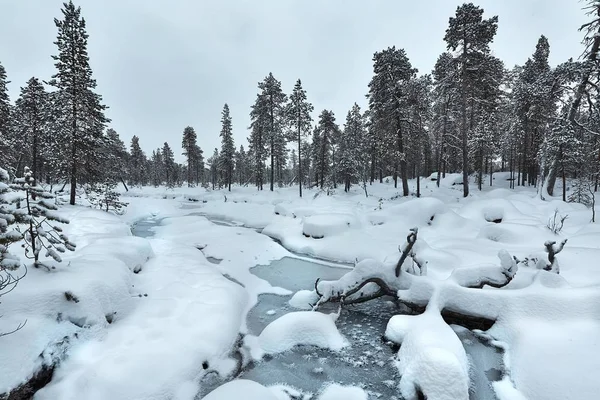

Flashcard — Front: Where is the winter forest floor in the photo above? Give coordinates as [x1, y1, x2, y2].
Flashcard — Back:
[0, 172, 599, 400]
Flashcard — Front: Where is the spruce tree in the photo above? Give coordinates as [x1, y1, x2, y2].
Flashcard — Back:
[0, 63, 14, 170]
[0, 167, 21, 270]
[338, 103, 368, 193]
[102, 128, 129, 189]
[182, 126, 198, 187]
[444, 3, 498, 197]
[251, 73, 287, 191]
[150, 149, 164, 187]
[314, 110, 340, 189]
[286, 79, 313, 197]
[219, 104, 235, 191]
[194, 144, 204, 185]
[208, 148, 220, 189]
[11, 167, 76, 269]
[129, 135, 146, 186]
[162, 142, 175, 187]
[367, 46, 417, 195]
[14, 77, 50, 183]
[50, 0, 109, 205]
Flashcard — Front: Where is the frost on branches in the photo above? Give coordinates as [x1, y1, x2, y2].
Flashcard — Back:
[87, 181, 128, 214]
[11, 167, 75, 269]
[0, 167, 24, 297]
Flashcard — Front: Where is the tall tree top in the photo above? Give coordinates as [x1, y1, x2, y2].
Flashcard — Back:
[444, 3, 498, 53]
[50, 0, 96, 91]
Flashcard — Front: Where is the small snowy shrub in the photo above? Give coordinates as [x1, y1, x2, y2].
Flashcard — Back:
[547, 209, 568, 234]
[11, 167, 76, 269]
[87, 181, 128, 214]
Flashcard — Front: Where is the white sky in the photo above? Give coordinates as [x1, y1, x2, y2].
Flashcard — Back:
[0, 0, 589, 162]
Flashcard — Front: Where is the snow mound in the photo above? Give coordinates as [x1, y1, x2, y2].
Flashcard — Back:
[318, 383, 368, 400]
[493, 378, 528, 400]
[202, 379, 280, 400]
[289, 290, 319, 310]
[246, 311, 347, 358]
[302, 213, 360, 238]
[387, 312, 469, 400]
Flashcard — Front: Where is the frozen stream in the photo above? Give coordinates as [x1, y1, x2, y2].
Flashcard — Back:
[131, 214, 505, 399]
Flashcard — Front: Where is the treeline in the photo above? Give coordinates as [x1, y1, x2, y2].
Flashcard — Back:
[1, 1, 600, 204]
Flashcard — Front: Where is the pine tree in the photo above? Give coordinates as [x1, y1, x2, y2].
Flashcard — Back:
[129, 135, 146, 186]
[514, 36, 554, 187]
[444, 3, 498, 197]
[182, 126, 198, 187]
[11, 167, 76, 269]
[50, 0, 109, 205]
[194, 144, 204, 185]
[162, 142, 175, 187]
[208, 148, 220, 190]
[102, 128, 129, 189]
[314, 110, 340, 189]
[251, 73, 288, 191]
[235, 145, 247, 185]
[219, 104, 235, 191]
[249, 100, 267, 190]
[338, 103, 368, 193]
[150, 149, 164, 186]
[0, 63, 14, 171]
[14, 77, 50, 183]
[367, 46, 417, 195]
[286, 79, 313, 197]
[0, 167, 22, 271]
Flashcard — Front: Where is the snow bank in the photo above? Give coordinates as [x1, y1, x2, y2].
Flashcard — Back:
[386, 312, 470, 400]
[318, 383, 368, 400]
[202, 379, 280, 400]
[246, 311, 347, 359]
[289, 289, 319, 310]
[302, 213, 360, 238]
[0, 209, 150, 394]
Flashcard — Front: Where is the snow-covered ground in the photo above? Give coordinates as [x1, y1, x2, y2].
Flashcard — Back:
[0, 172, 598, 399]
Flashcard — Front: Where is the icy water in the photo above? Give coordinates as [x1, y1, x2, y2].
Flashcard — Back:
[132, 213, 505, 399]
[243, 257, 505, 399]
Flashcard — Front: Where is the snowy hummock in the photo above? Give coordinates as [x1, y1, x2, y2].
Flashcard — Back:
[202, 379, 280, 400]
[317, 383, 368, 400]
[245, 310, 347, 359]
[387, 312, 470, 400]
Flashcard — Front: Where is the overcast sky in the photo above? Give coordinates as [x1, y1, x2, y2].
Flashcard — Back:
[0, 0, 589, 162]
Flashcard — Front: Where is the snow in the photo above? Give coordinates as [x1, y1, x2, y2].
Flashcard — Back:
[289, 289, 320, 310]
[387, 312, 470, 400]
[317, 383, 368, 400]
[202, 379, 280, 400]
[1, 175, 599, 399]
[245, 310, 347, 359]
[302, 213, 360, 238]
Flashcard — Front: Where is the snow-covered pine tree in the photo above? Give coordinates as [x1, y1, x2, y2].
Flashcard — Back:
[0, 63, 15, 171]
[513, 36, 554, 187]
[162, 142, 176, 187]
[219, 104, 235, 191]
[182, 126, 199, 187]
[50, 0, 109, 205]
[0, 167, 22, 271]
[11, 167, 75, 269]
[103, 128, 129, 189]
[367, 46, 417, 195]
[150, 149, 164, 187]
[431, 52, 460, 186]
[286, 79, 313, 197]
[14, 77, 51, 184]
[251, 73, 288, 191]
[208, 148, 220, 190]
[194, 144, 204, 186]
[249, 103, 267, 190]
[444, 3, 499, 197]
[338, 103, 367, 193]
[314, 110, 340, 190]
[128, 135, 147, 186]
[87, 180, 128, 214]
[235, 145, 247, 185]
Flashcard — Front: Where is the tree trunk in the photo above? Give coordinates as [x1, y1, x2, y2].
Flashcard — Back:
[298, 122, 303, 198]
